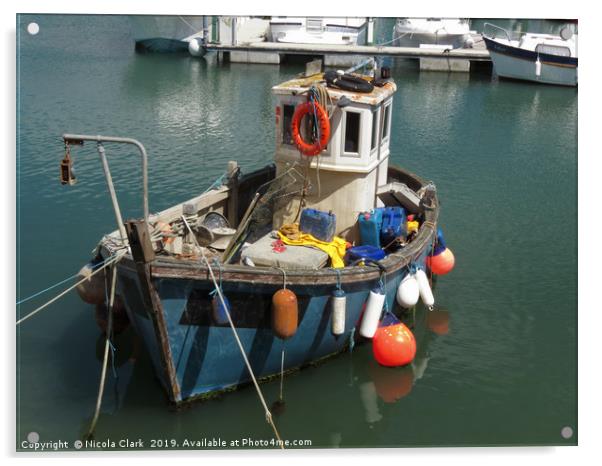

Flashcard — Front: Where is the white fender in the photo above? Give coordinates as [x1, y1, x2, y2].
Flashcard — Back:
[188, 38, 206, 57]
[331, 290, 346, 336]
[415, 268, 435, 309]
[396, 273, 420, 308]
[535, 57, 542, 77]
[359, 289, 385, 338]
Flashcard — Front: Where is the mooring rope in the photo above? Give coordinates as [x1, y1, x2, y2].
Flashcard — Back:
[85, 263, 118, 440]
[181, 216, 284, 448]
[16, 254, 121, 306]
[16, 250, 127, 326]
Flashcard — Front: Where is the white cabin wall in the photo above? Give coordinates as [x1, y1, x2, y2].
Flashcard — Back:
[272, 96, 394, 242]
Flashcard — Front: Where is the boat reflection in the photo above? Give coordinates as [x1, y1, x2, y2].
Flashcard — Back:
[82, 302, 452, 444]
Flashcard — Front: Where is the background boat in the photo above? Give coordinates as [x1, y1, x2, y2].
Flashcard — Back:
[269, 17, 369, 45]
[392, 18, 473, 49]
[129, 15, 206, 52]
[129, 16, 271, 53]
[483, 22, 578, 86]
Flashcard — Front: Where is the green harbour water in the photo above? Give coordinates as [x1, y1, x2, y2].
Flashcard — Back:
[16, 15, 577, 449]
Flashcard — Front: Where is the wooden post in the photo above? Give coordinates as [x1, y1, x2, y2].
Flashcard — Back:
[124, 219, 181, 402]
[125, 219, 155, 264]
[226, 160, 240, 228]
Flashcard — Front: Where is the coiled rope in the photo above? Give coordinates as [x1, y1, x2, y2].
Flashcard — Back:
[181, 216, 284, 448]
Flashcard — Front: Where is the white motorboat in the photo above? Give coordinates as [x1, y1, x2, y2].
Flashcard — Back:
[268, 17, 368, 45]
[392, 18, 473, 49]
[483, 23, 578, 86]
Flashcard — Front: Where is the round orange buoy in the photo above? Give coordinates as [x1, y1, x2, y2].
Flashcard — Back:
[372, 322, 416, 367]
[368, 362, 414, 403]
[427, 309, 450, 335]
[426, 247, 455, 275]
[291, 101, 330, 156]
[272, 288, 299, 339]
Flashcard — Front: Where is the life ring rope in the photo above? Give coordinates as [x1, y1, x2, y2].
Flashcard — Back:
[291, 101, 331, 157]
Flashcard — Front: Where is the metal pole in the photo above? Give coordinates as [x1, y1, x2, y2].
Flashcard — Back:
[367, 17, 374, 45]
[202, 16, 209, 44]
[97, 143, 127, 241]
[62, 133, 149, 225]
[231, 17, 237, 46]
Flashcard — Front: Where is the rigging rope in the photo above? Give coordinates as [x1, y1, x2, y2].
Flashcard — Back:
[181, 216, 284, 448]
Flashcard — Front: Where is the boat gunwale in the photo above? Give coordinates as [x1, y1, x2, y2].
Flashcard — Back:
[110, 164, 439, 287]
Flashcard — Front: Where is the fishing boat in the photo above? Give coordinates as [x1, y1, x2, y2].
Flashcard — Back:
[483, 23, 578, 86]
[64, 61, 443, 406]
[268, 17, 368, 45]
[392, 18, 473, 49]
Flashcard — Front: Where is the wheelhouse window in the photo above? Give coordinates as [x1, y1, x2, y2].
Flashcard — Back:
[282, 104, 295, 145]
[381, 104, 391, 141]
[371, 108, 378, 151]
[344, 111, 361, 153]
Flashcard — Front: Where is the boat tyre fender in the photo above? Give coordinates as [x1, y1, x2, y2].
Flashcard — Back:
[291, 101, 330, 156]
[324, 70, 374, 93]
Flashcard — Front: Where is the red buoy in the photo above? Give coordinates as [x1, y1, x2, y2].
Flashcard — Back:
[372, 322, 416, 367]
[426, 247, 455, 275]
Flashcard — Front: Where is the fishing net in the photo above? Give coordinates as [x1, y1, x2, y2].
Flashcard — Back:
[223, 162, 310, 263]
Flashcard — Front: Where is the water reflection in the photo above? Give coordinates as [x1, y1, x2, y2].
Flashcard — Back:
[82, 302, 451, 443]
[357, 304, 447, 425]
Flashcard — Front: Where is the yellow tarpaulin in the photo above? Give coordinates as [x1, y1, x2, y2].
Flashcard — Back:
[277, 224, 348, 268]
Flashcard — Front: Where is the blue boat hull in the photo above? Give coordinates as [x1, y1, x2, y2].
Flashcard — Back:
[116, 249, 431, 404]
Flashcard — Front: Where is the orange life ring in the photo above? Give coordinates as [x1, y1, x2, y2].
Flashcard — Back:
[291, 101, 330, 156]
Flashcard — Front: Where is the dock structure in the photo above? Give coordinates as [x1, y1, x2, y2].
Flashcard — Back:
[205, 36, 491, 72]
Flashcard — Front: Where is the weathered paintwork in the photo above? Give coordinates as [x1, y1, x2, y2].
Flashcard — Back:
[103, 164, 438, 405]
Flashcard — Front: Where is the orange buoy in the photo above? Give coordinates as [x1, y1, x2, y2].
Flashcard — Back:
[426, 247, 455, 275]
[291, 101, 330, 156]
[272, 288, 299, 339]
[427, 309, 450, 335]
[372, 322, 416, 367]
